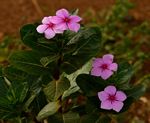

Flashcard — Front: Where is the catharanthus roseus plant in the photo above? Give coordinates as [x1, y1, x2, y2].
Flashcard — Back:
[0, 8, 146, 123]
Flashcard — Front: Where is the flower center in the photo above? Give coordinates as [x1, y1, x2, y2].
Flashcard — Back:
[100, 64, 108, 70]
[108, 94, 116, 102]
[64, 17, 70, 23]
[48, 23, 54, 28]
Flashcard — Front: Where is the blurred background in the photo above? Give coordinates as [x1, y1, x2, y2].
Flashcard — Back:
[0, 0, 150, 36]
[0, 0, 150, 123]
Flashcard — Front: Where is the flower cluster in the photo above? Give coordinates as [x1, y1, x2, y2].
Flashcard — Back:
[91, 54, 127, 112]
[36, 9, 82, 39]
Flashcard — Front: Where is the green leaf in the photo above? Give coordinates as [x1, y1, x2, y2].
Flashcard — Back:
[63, 112, 80, 123]
[114, 62, 133, 89]
[37, 101, 61, 121]
[96, 115, 111, 123]
[0, 71, 12, 119]
[62, 59, 92, 99]
[20, 24, 36, 39]
[3, 66, 31, 83]
[44, 76, 70, 101]
[61, 27, 101, 74]
[70, 9, 79, 15]
[47, 113, 63, 123]
[16, 82, 29, 102]
[3, 66, 52, 88]
[9, 51, 50, 75]
[0, 74, 30, 119]
[23, 93, 37, 111]
[20, 24, 58, 55]
[40, 54, 60, 67]
[25, 34, 58, 55]
[80, 113, 100, 123]
[126, 84, 146, 99]
[76, 74, 107, 96]
[43, 112, 80, 123]
[6, 81, 29, 104]
[0, 67, 9, 98]
[30, 91, 48, 115]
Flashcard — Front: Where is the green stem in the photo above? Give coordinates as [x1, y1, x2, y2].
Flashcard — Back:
[16, 117, 22, 123]
[53, 37, 65, 80]
[136, 74, 150, 85]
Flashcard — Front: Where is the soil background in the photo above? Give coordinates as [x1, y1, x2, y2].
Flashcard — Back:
[0, 0, 150, 37]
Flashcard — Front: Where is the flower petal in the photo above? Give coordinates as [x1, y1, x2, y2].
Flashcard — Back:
[56, 8, 69, 18]
[103, 54, 114, 64]
[101, 100, 112, 110]
[56, 23, 68, 30]
[109, 63, 118, 71]
[104, 86, 116, 95]
[44, 28, 55, 39]
[101, 69, 113, 80]
[50, 16, 63, 24]
[91, 67, 102, 77]
[54, 29, 64, 34]
[36, 25, 48, 33]
[92, 58, 103, 67]
[116, 91, 127, 101]
[98, 91, 109, 101]
[70, 15, 82, 22]
[68, 23, 80, 32]
[42, 16, 52, 24]
[112, 101, 124, 112]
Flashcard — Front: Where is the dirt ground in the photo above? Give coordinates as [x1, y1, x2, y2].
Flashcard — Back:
[0, 0, 150, 37]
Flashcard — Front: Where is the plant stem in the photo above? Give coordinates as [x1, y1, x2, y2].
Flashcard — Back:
[16, 117, 22, 123]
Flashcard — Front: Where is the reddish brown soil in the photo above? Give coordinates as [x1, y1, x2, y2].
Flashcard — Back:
[0, 0, 150, 37]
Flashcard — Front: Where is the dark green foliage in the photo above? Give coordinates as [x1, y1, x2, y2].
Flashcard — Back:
[44, 76, 70, 101]
[9, 50, 51, 75]
[61, 27, 101, 74]
[76, 74, 107, 96]
[19, 24, 101, 75]
[0, 20, 103, 122]
[111, 62, 133, 89]
[0, 67, 29, 119]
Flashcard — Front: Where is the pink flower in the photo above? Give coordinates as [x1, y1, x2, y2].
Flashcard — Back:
[36, 16, 63, 39]
[98, 85, 127, 112]
[51, 8, 82, 32]
[91, 54, 118, 80]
